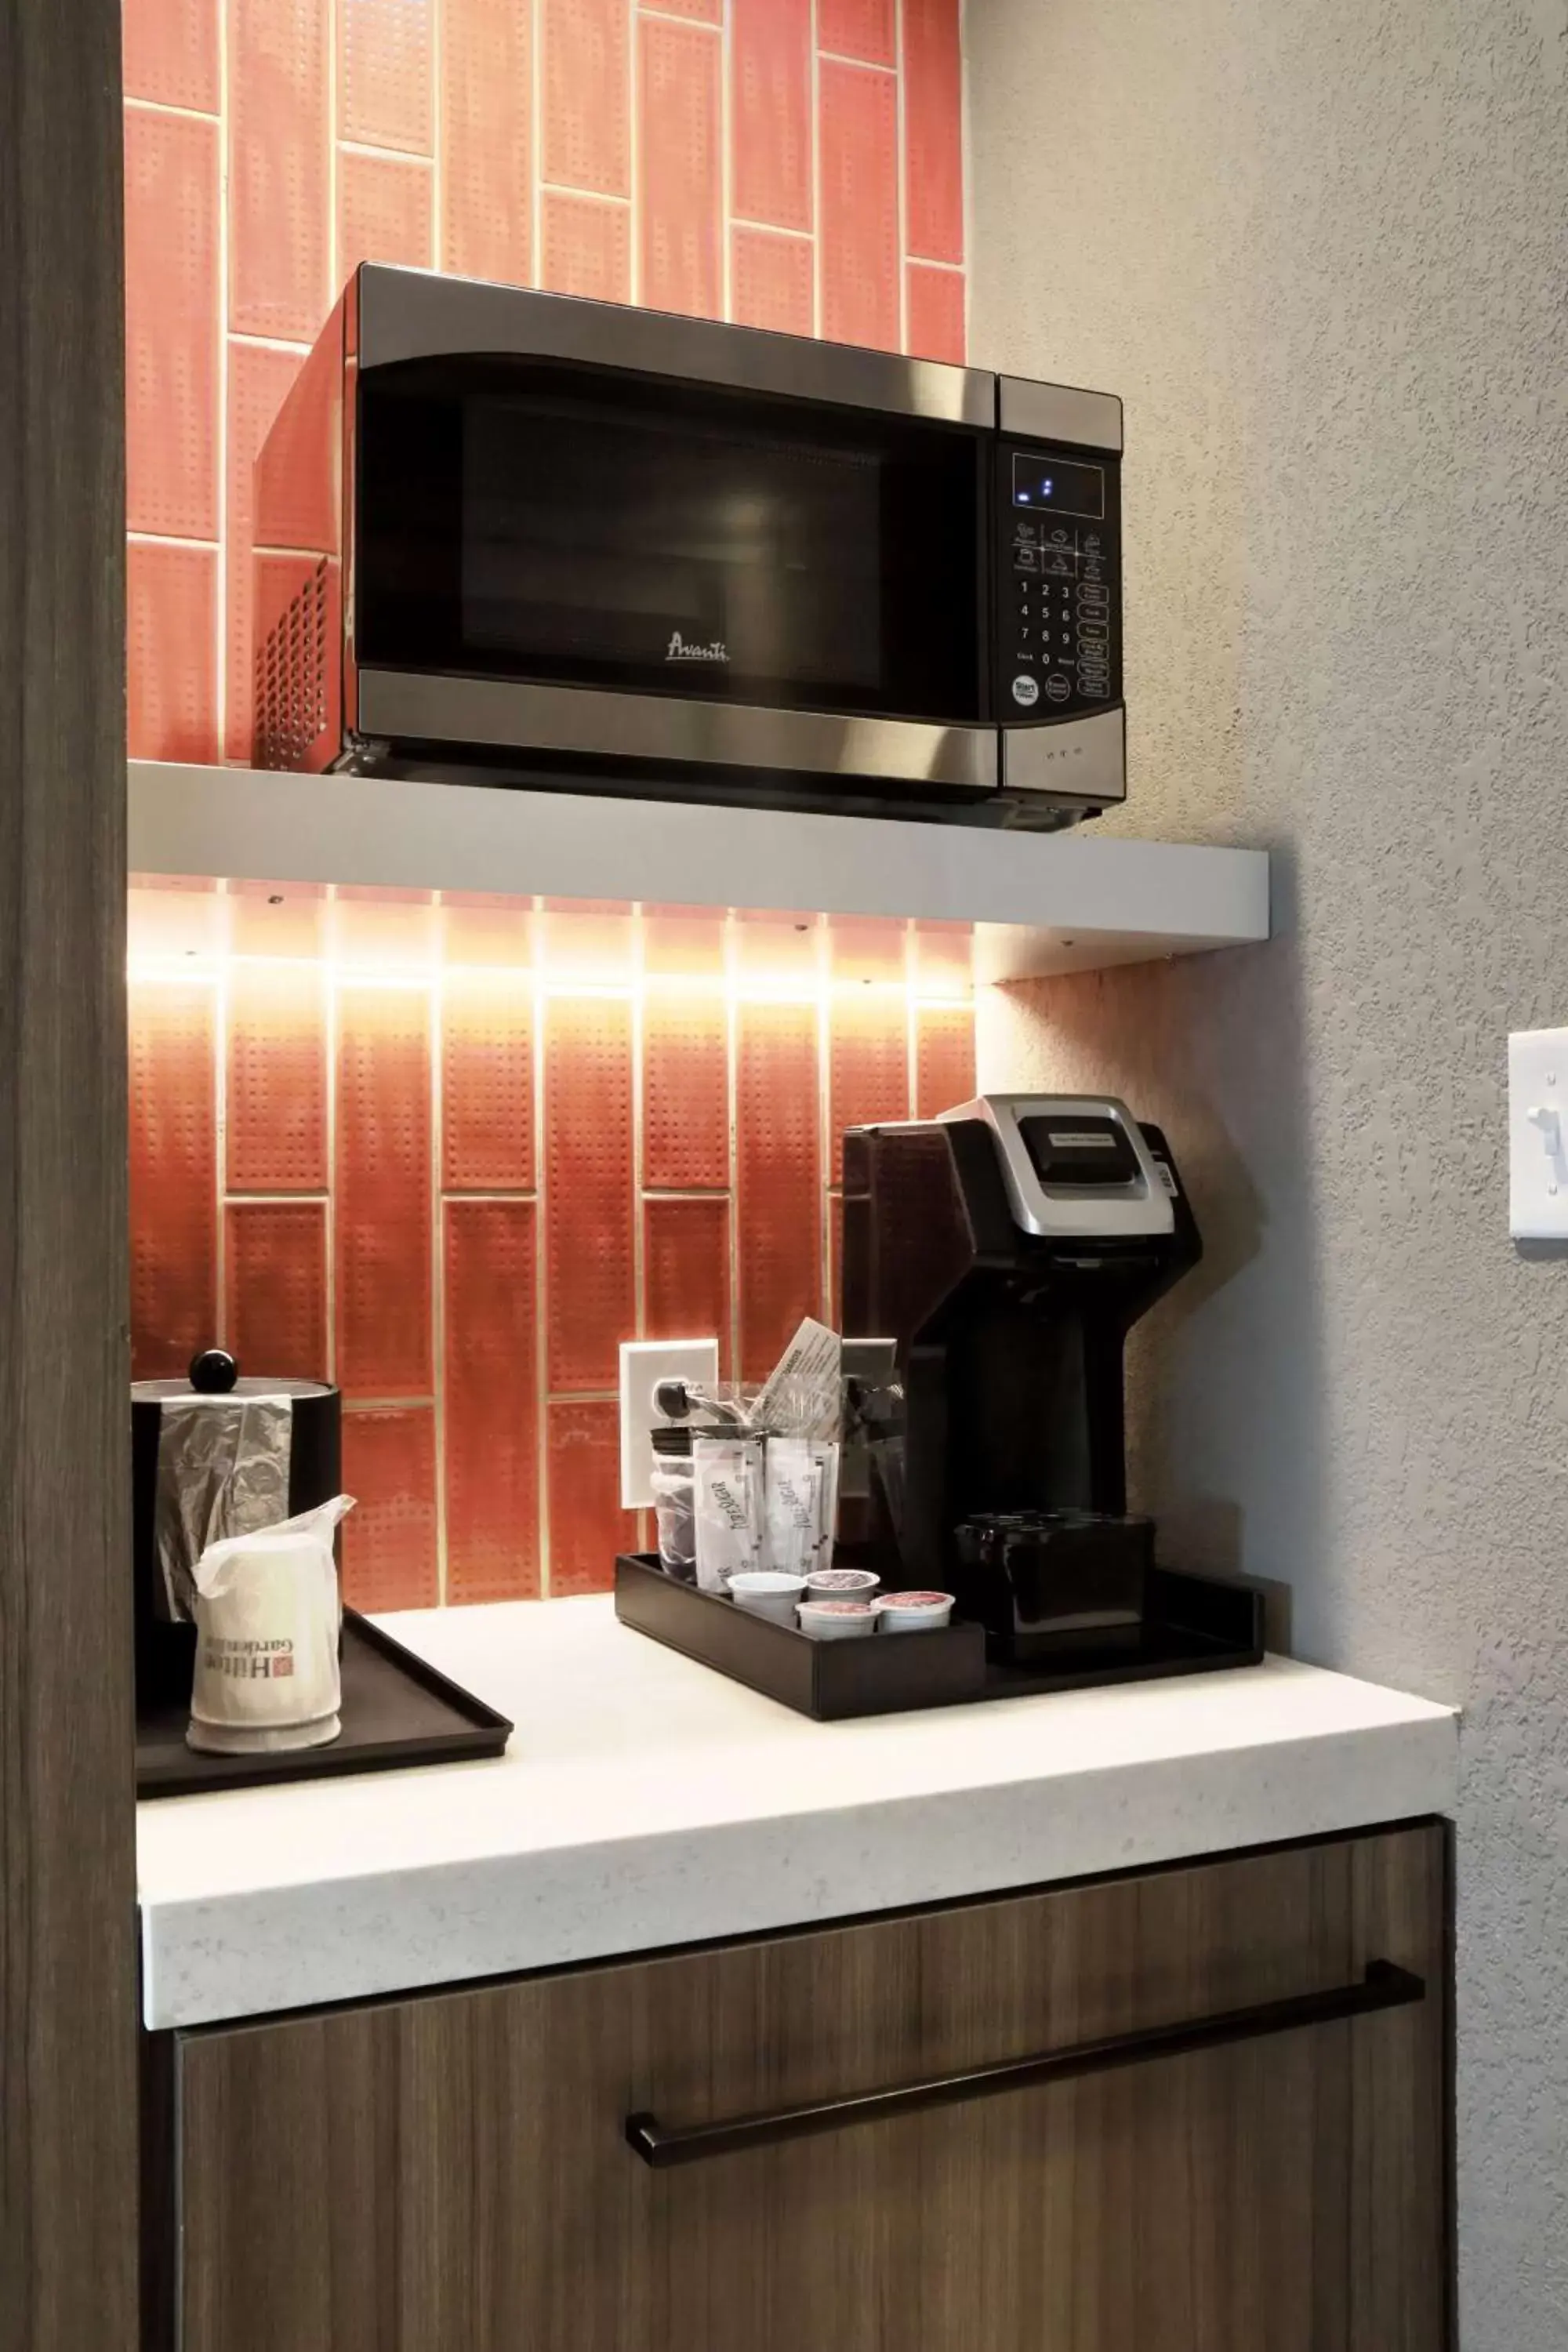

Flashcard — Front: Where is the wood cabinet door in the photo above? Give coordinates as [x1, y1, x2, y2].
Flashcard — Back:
[173, 1824, 1448, 2352]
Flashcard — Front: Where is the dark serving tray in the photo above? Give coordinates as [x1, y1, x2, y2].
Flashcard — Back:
[136, 1608, 514, 1798]
[614, 1554, 1264, 1722]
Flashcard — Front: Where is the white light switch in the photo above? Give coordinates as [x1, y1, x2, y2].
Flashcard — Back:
[1509, 1028, 1568, 1237]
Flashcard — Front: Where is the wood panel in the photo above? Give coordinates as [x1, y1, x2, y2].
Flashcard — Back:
[176, 1827, 1450, 2352]
[0, 0, 140, 2346]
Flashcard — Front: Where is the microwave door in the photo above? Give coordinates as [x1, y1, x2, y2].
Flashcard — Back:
[353, 357, 993, 768]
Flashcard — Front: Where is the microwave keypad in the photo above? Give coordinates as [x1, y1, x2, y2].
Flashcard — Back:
[1000, 447, 1120, 717]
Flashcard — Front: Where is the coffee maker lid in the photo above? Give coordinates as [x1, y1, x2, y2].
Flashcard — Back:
[938, 1094, 1176, 1241]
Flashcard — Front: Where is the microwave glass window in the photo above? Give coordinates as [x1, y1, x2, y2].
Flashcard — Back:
[463, 401, 890, 694]
[1011, 452, 1104, 521]
[356, 363, 985, 724]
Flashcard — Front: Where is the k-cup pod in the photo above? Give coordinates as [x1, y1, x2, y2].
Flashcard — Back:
[729, 1571, 809, 1624]
[797, 1599, 876, 1641]
[804, 1567, 880, 1605]
[876, 1590, 955, 1632]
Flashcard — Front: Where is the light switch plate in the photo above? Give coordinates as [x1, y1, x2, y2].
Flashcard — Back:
[1508, 1028, 1568, 1238]
[618, 1338, 720, 1509]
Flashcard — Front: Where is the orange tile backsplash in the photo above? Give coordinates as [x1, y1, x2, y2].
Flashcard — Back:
[123, 0, 970, 1606]
[122, 0, 965, 764]
[129, 887, 975, 1607]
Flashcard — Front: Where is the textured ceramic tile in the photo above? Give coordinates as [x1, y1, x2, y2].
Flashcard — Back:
[643, 990, 729, 1189]
[441, 971, 535, 1192]
[229, 0, 332, 339]
[818, 0, 895, 64]
[540, 191, 631, 302]
[128, 540, 220, 764]
[125, 107, 220, 539]
[445, 1201, 541, 1602]
[829, 914, 909, 982]
[915, 1002, 976, 1120]
[335, 985, 434, 1396]
[338, 0, 434, 153]
[818, 60, 899, 350]
[332, 886, 438, 968]
[225, 1201, 329, 1379]
[441, 894, 537, 967]
[541, 902, 636, 980]
[337, 147, 434, 281]
[225, 340, 307, 760]
[644, 1196, 731, 1374]
[905, 260, 966, 363]
[546, 1401, 638, 1595]
[730, 226, 814, 336]
[734, 909, 822, 983]
[829, 992, 911, 1179]
[736, 1000, 822, 1378]
[128, 879, 223, 962]
[227, 880, 327, 960]
[731, 0, 811, 231]
[227, 960, 328, 1191]
[123, 0, 220, 110]
[642, 908, 726, 978]
[129, 980, 218, 1378]
[902, 0, 964, 264]
[638, 17, 720, 319]
[912, 919, 974, 996]
[542, 0, 630, 198]
[441, 0, 532, 284]
[644, 0, 719, 17]
[543, 996, 635, 1392]
[339, 1407, 440, 1609]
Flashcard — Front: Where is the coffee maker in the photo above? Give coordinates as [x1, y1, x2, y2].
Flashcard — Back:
[840, 1095, 1199, 1646]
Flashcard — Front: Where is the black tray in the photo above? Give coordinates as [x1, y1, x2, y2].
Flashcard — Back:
[136, 1608, 514, 1798]
[614, 1554, 1264, 1722]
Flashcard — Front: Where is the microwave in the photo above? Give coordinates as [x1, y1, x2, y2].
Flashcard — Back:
[252, 265, 1124, 830]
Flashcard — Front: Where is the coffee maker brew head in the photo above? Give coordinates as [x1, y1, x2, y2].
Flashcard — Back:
[840, 1094, 1200, 1593]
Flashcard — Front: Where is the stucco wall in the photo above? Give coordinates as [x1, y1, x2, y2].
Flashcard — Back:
[967, 2, 1568, 2340]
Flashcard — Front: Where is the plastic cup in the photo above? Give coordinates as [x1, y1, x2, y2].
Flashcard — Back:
[876, 1591, 956, 1632]
[729, 1571, 808, 1625]
[804, 1568, 880, 1606]
[796, 1599, 876, 1641]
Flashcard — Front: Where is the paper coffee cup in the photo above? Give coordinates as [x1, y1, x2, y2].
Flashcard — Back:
[188, 1512, 347, 1754]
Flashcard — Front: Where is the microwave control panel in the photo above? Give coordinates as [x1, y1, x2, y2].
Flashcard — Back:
[995, 442, 1121, 721]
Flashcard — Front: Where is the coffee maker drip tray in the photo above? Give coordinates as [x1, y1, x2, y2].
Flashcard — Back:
[615, 1556, 1263, 1725]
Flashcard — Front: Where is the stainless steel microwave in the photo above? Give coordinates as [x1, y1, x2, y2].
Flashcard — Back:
[252, 264, 1124, 830]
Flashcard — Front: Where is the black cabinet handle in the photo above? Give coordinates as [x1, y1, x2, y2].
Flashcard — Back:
[625, 1959, 1425, 2169]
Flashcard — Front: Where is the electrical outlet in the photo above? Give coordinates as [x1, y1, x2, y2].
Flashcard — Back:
[618, 1338, 720, 1509]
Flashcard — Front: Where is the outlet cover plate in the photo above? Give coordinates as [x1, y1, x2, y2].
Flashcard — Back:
[619, 1338, 720, 1509]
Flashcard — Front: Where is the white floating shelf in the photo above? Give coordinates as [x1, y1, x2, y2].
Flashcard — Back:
[128, 760, 1269, 981]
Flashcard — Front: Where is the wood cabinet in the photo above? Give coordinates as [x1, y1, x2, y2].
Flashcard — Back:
[155, 1824, 1449, 2352]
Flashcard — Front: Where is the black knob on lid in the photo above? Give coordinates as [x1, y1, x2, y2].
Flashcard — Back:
[187, 1348, 239, 1395]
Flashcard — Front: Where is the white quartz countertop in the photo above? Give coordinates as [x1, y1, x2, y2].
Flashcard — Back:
[136, 1595, 1458, 2031]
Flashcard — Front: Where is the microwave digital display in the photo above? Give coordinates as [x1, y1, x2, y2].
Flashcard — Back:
[1011, 452, 1105, 521]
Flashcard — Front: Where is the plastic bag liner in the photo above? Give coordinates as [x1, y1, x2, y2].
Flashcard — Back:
[187, 1496, 356, 1756]
[154, 1395, 296, 1623]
